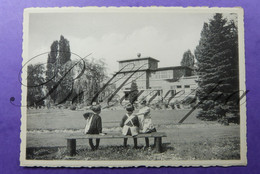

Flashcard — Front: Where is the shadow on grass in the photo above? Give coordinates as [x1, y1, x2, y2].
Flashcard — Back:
[26, 137, 240, 161]
[26, 143, 173, 160]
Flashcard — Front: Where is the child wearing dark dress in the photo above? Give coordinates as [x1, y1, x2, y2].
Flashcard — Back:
[83, 104, 104, 150]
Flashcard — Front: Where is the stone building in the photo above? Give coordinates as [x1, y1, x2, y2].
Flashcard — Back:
[114, 56, 198, 104]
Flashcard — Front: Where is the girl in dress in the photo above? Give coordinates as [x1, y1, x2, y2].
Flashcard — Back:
[137, 100, 156, 133]
[136, 100, 156, 147]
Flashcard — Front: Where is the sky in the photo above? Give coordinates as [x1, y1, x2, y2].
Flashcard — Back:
[27, 10, 233, 75]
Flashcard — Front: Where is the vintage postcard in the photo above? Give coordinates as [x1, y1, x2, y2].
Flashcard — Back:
[20, 7, 246, 167]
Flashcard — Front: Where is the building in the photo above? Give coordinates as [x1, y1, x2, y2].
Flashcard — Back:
[114, 56, 198, 104]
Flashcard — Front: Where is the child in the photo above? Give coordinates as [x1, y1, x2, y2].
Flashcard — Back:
[136, 100, 156, 147]
[83, 104, 104, 150]
[137, 100, 156, 133]
[120, 103, 139, 148]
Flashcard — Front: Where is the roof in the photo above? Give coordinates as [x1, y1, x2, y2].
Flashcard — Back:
[115, 69, 147, 74]
[114, 66, 192, 74]
[118, 57, 160, 63]
[152, 66, 192, 71]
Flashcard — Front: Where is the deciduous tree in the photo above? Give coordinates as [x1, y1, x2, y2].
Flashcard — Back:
[27, 64, 45, 108]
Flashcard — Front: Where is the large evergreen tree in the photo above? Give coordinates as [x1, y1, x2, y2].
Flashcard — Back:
[195, 13, 239, 123]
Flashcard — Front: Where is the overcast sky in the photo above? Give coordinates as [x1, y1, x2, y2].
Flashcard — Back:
[28, 10, 232, 75]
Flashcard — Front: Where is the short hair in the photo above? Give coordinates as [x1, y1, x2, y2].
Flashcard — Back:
[125, 103, 134, 112]
[90, 104, 101, 113]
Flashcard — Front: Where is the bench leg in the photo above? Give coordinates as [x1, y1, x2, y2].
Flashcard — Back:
[133, 138, 138, 149]
[123, 138, 128, 147]
[154, 137, 162, 153]
[145, 137, 149, 147]
[67, 139, 76, 156]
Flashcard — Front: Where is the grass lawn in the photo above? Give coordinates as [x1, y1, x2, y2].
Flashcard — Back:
[26, 108, 240, 160]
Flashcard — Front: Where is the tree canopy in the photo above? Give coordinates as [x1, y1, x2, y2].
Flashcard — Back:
[181, 49, 195, 68]
[27, 64, 45, 108]
[195, 13, 239, 123]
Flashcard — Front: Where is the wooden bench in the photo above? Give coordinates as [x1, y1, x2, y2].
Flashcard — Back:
[66, 132, 167, 156]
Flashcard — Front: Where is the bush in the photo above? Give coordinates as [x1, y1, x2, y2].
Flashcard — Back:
[169, 103, 175, 109]
[70, 105, 76, 110]
[182, 97, 197, 106]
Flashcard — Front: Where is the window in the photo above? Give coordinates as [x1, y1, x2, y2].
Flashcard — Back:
[184, 85, 190, 88]
[160, 71, 168, 78]
[177, 85, 182, 88]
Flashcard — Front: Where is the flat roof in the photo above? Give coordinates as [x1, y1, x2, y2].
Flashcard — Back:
[115, 66, 192, 74]
[152, 66, 192, 71]
[118, 57, 160, 63]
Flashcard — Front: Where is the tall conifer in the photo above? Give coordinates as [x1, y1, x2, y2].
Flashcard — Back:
[46, 40, 58, 102]
[195, 14, 239, 123]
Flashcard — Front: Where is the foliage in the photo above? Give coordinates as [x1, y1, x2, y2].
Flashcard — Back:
[46, 41, 59, 103]
[128, 80, 139, 104]
[69, 104, 76, 110]
[56, 36, 73, 104]
[72, 58, 108, 105]
[195, 14, 239, 123]
[45, 35, 74, 104]
[59, 35, 71, 65]
[182, 96, 196, 105]
[181, 49, 195, 68]
[28, 35, 108, 108]
[27, 64, 45, 108]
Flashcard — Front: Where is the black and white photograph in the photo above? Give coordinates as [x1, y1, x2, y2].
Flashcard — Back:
[20, 7, 246, 167]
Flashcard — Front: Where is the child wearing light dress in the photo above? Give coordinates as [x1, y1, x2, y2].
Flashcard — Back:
[137, 100, 156, 133]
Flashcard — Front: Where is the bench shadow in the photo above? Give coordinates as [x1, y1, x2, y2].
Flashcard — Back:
[161, 142, 173, 152]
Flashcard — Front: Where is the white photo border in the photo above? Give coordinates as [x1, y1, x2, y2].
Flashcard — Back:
[20, 7, 246, 167]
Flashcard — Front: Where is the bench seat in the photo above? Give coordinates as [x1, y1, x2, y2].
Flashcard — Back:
[66, 132, 167, 156]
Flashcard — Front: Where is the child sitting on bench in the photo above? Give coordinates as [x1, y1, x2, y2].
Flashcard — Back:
[83, 104, 104, 150]
[136, 100, 156, 147]
[120, 103, 139, 148]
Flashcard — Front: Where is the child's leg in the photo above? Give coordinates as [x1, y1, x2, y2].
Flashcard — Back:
[133, 138, 138, 148]
[145, 137, 149, 147]
[88, 139, 95, 150]
[95, 139, 100, 149]
[123, 138, 128, 147]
